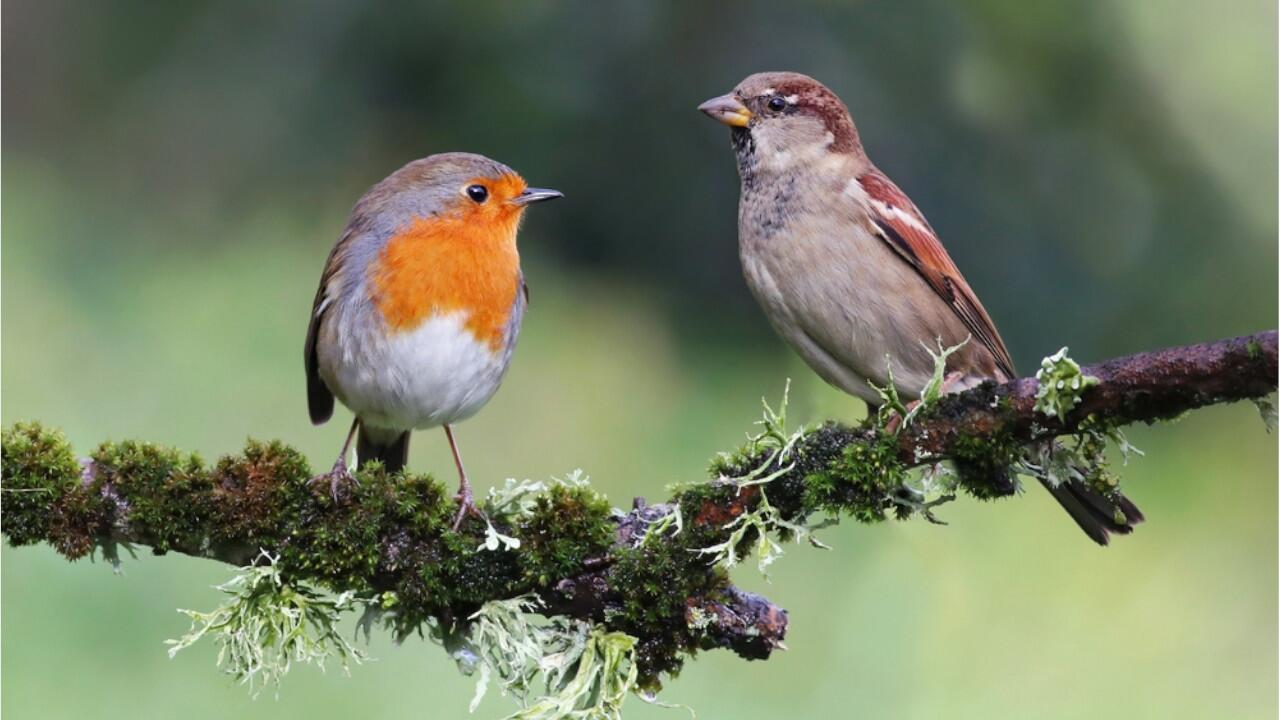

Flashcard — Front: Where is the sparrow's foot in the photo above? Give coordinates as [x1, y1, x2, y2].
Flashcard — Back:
[884, 405, 912, 435]
[891, 486, 956, 524]
[308, 458, 358, 502]
[884, 372, 968, 434]
[451, 481, 485, 531]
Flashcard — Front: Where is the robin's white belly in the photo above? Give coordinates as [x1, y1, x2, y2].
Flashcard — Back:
[320, 311, 511, 431]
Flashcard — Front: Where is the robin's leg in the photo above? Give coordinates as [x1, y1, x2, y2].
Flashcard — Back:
[445, 424, 482, 529]
[309, 416, 359, 500]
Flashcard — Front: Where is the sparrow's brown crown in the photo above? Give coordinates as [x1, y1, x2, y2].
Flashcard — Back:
[734, 72, 860, 154]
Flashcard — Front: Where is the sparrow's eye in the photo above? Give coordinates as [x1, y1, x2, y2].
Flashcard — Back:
[767, 96, 787, 112]
[465, 184, 489, 203]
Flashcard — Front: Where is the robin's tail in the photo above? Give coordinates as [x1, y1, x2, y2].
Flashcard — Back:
[356, 425, 410, 474]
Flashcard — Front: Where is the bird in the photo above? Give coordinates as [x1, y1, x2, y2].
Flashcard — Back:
[698, 71, 1142, 544]
[304, 152, 562, 526]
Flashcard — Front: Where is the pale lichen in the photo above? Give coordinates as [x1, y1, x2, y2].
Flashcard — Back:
[165, 551, 368, 697]
[695, 383, 829, 577]
[462, 595, 650, 720]
[1034, 347, 1099, 421]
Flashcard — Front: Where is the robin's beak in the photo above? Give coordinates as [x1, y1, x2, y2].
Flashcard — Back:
[511, 187, 564, 206]
[698, 94, 753, 128]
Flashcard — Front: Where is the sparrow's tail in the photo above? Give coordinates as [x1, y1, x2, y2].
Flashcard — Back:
[356, 425, 410, 474]
[954, 446, 1144, 546]
[1040, 474, 1144, 546]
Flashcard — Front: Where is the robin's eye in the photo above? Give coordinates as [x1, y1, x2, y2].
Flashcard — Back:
[465, 184, 489, 203]
[767, 96, 787, 112]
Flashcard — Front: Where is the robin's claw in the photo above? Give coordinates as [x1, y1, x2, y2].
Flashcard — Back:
[308, 458, 358, 502]
[451, 482, 485, 531]
[451, 491, 476, 531]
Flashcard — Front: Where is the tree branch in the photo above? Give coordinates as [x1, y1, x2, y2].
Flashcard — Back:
[898, 330, 1277, 460]
[2, 330, 1274, 689]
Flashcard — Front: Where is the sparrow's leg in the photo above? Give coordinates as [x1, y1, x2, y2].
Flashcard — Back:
[885, 372, 967, 434]
[309, 416, 360, 501]
[445, 424, 483, 530]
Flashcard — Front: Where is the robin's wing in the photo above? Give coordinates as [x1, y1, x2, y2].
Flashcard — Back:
[305, 231, 355, 425]
[856, 169, 1016, 379]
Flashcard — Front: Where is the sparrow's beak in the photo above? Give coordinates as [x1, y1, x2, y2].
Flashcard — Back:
[511, 187, 564, 206]
[698, 94, 753, 128]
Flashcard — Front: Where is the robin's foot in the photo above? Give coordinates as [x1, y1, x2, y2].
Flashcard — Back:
[309, 458, 358, 502]
[451, 481, 484, 531]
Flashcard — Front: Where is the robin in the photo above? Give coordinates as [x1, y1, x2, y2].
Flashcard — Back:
[699, 72, 1142, 544]
[304, 152, 561, 526]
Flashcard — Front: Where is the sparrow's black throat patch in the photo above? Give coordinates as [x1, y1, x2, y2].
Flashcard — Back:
[731, 127, 758, 191]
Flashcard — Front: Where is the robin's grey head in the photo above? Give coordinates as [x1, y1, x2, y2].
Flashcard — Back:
[352, 152, 562, 240]
[699, 72, 865, 179]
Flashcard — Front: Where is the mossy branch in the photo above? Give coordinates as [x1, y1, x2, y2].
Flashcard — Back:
[894, 330, 1278, 463]
[2, 330, 1274, 703]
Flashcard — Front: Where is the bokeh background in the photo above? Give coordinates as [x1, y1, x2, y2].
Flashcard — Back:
[3, 1, 1277, 718]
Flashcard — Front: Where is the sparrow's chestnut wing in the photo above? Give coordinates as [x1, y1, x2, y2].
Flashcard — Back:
[857, 170, 1017, 380]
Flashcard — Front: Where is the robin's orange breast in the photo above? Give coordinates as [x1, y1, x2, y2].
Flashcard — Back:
[370, 211, 521, 352]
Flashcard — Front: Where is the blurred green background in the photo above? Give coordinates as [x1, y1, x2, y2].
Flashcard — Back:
[3, 1, 1276, 718]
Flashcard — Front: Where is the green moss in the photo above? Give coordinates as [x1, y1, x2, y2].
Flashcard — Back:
[803, 434, 905, 522]
[1, 422, 81, 547]
[439, 532, 524, 608]
[1246, 338, 1262, 359]
[89, 439, 209, 555]
[49, 484, 108, 560]
[281, 481, 389, 591]
[608, 541, 728, 682]
[948, 428, 1024, 499]
[208, 440, 313, 549]
[518, 484, 614, 587]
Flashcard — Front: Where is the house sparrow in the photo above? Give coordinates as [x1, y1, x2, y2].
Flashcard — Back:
[304, 152, 561, 526]
[700, 71, 1141, 544]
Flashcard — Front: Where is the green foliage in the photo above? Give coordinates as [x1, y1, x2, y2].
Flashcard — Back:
[1034, 347, 1099, 421]
[166, 552, 368, 697]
